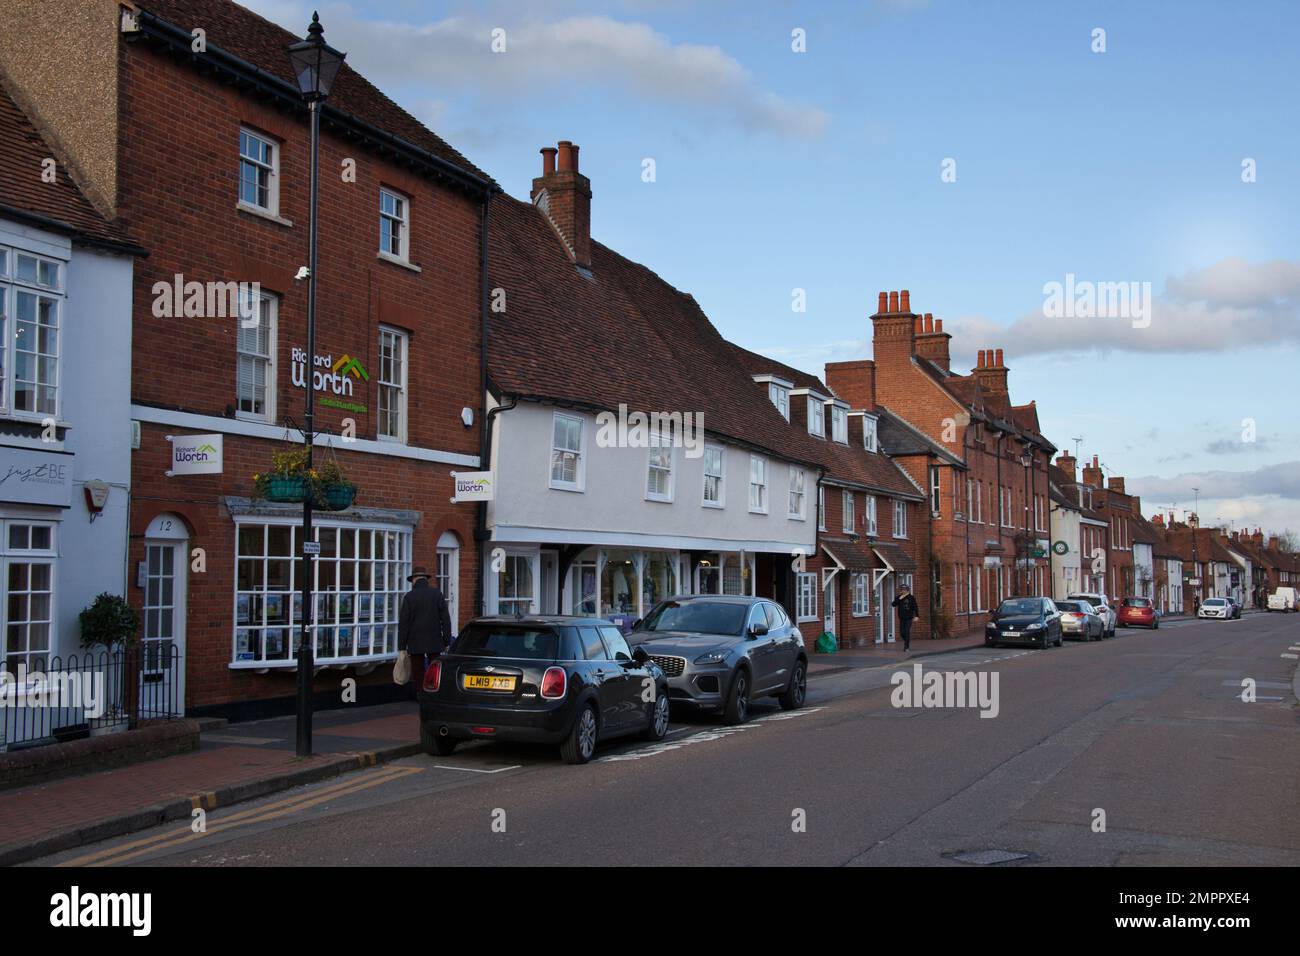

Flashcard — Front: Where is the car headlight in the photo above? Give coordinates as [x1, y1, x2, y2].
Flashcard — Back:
[694, 651, 728, 665]
[1025, 622, 1044, 631]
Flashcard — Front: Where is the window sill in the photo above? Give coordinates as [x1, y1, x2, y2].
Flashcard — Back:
[702, 500, 725, 510]
[788, 514, 806, 522]
[377, 251, 422, 273]
[236, 201, 293, 228]
[645, 494, 673, 504]
[549, 482, 584, 493]
[749, 509, 769, 516]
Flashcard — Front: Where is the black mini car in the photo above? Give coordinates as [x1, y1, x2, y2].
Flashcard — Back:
[418, 616, 670, 764]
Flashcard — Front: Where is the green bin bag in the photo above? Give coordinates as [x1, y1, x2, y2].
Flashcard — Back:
[815, 631, 838, 654]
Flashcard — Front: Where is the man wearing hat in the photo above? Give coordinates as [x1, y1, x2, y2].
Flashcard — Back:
[398, 566, 454, 696]
[891, 583, 919, 652]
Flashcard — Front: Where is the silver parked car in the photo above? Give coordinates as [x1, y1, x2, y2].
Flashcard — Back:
[1056, 599, 1105, 641]
[1067, 592, 1117, 638]
[629, 595, 807, 724]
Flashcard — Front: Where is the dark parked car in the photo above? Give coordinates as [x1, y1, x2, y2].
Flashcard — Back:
[1057, 599, 1105, 641]
[1118, 596, 1158, 629]
[629, 595, 807, 724]
[985, 597, 1063, 648]
[418, 616, 669, 765]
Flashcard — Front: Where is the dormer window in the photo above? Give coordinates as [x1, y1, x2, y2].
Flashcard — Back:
[831, 405, 848, 444]
[808, 398, 825, 438]
[768, 382, 790, 421]
[863, 415, 878, 452]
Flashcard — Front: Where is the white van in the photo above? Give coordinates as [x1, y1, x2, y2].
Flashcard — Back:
[1267, 587, 1298, 612]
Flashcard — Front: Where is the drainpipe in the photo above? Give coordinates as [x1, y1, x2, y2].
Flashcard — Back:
[473, 198, 493, 619]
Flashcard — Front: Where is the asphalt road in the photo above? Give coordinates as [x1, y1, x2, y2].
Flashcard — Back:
[39, 612, 1300, 867]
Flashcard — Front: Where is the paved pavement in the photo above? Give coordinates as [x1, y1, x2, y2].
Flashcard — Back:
[24, 609, 1296, 867]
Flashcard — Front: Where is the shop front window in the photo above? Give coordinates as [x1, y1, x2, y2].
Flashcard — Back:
[2, 520, 56, 677]
[571, 558, 598, 615]
[697, 556, 720, 594]
[601, 551, 640, 617]
[642, 554, 677, 611]
[498, 554, 535, 616]
[234, 521, 410, 664]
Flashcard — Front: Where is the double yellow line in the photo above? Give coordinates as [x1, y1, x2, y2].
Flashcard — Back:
[59, 764, 422, 867]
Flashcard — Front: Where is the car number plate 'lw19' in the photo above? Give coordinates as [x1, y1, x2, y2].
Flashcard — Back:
[463, 674, 517, 691]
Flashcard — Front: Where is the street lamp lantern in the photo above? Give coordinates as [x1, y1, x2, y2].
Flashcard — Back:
[287, 12, 346, 101]
[288, 13, 346, 758]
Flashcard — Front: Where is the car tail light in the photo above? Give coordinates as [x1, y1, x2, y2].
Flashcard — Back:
[540, 666, 567, 699]
[423, 659, 442, 692]
[1065, 613, 1080, 621]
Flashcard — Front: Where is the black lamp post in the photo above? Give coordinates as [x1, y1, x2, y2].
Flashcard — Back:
[288, 12, 346, 757]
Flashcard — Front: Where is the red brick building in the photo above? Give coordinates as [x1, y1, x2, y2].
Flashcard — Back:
[0, 0, 496, 717]
[827, 291, 1055, 638]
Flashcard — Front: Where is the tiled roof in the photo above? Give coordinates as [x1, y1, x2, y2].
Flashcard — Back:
[487, 194, 824, 471]
[0, 79, 141, 251]
[872, 541, 918, 572]
[728, 344, 924, 498]
[876, 408, 964, 466]
[136, 0, 492, 187]
[820, 537, 877, 572]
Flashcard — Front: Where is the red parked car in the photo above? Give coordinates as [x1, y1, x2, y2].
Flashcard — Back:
[1118, 596, 1158, 629]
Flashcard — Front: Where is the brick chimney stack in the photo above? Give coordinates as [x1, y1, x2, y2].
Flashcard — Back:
[972, 347, 1008, 394]
[1056, 453, 1077, 482]
[531, 140, 592, 269]
[1082, 454, 1103, 489]
[1107, 476, 1126, 495]
[825, 360, 876, 411]
[870, 289, 918, 391]
[914, 312, 952, 372]
[1152, 513, 1165, 528]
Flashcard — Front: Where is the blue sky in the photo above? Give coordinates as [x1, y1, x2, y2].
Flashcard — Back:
[246, 0, 1298, 535]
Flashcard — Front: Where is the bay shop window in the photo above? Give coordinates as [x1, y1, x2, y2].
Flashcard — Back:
[493, 548, 760, 621]
[233, 519, 411, 666]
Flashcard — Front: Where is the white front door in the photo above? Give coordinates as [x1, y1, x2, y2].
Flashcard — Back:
[883, 577, 896, 642]
[824, 580, 836, 635]
[142, 538, 186, 716]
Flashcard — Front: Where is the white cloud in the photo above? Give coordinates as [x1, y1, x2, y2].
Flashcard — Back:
[945, 257, 1300, 361]
[243, 2, 828, 138]
[1127, 461, 1300, 502]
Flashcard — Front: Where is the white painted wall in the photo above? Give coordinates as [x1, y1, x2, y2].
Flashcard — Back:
[488, 401, 818, 554]
[0, 218, 134, 657]
[1049, 503, 1081, 600]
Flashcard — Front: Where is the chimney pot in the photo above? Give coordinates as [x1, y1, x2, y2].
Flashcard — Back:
[540, 146, 557, 176]
[977, 351, 985, 368]
[994, 348, 1004, 366]
[557, 140, 575, 172]
[877, 291, 888, 314]
[914, 316, 923, 334]
[900, 289, 911, 313]
[935, 318, 943, 333]
[888, 291, 899, 313]
[924, 313, 934, 333]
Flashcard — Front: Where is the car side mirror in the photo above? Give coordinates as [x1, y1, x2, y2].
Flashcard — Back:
[631, 645, 649, 664]
[631, 618, 642, 631]
[749, 623, 769, 638]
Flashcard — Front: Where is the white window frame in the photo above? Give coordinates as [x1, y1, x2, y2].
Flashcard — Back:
[788, 468, 806, 520]
[893, 499, 908, 539]
[497, 551, 538, 616]
[1, 247, 64, 421]
[702, 443, 725, 508]
[232, 518, 411, 666]
[1, 519, 58, 678]
[930, 466, 941, 516]
[807, 398, 825, 438]
[851, 573, 870, 616]
[866, 495, 877, 536]
[645, 425, 674, 503]
[238, 127, 280, 216]
[842, 490, 855, 533]
[817, 485, 826, 531]
[749, 455, 768, 514]
[549, 412, 584, 492]
[377, 325, 408, 442]
[379, 186, 411, 263]
[863, 414, 878, 452]
[831, 405, 848, 444]
[796, 572, 818, 622]
[768, 382, 790, 421]
[235, 289, 277, 423]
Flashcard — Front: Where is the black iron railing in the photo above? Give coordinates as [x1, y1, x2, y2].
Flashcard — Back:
[0, 642, 181, 751]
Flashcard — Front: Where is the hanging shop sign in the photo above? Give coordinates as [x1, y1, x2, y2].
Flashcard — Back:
[167, 434, 223, 476]
[0, 445, 74, 507]
[451, 471, 495, 503]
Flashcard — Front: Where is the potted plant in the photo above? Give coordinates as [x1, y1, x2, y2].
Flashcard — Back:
[254, 448, 312, 503]
[79, 593, 139, 650]
[317, 458, 356, 511]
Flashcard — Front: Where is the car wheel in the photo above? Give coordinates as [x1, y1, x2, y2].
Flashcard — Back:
[561, 703, 598, 764]
[420, 722, 457, 757]
[778, 659, 807, 711]
[722, 667, 751, 725]
[641, 690, 670, 741]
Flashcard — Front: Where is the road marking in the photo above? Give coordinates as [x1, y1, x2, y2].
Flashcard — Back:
[432, 763, 521, 774]
[1282, 654, 1298, 660]
[58, 765, 420, 867]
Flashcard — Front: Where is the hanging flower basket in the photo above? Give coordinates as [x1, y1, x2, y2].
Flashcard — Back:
[323, 482, 357, 511]
[266, 476, 309, 502]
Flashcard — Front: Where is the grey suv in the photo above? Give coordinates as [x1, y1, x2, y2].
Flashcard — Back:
[629, 595, 807, 724]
